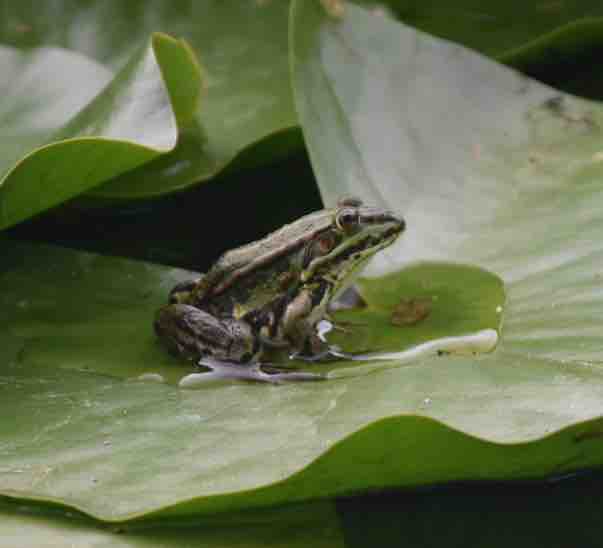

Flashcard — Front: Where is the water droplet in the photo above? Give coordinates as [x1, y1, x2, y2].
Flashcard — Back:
[316, 320, 333, 342]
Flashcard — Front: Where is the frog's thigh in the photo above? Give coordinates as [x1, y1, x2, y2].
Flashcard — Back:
[155, 304, 254, 361]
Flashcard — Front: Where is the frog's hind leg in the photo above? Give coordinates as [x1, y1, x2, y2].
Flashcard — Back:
[156, 304, 326, 385]
[180, 357, 325, 386]
[154, 304, 257, 362]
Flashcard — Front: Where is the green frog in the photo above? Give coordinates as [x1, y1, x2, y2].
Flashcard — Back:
[154, 198, 405, 382]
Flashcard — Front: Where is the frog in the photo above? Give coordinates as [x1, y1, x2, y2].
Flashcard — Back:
[154, 197, 405, 382]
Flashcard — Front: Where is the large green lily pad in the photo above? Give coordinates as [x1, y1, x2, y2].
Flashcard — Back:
[292, 0, 603, 365]
[2, 0, 602, 232]
[0, 499, 344, 547]
[0, 33, 201, 229]
[291, 0, 603, 493]
[3, 472, 603, 547]
[0, 1, 296, 206]
[3, 0, 603, 525]
[1, 235, 603, 521]
[363, 1, 603, 99]
[358, 0, 603, 59]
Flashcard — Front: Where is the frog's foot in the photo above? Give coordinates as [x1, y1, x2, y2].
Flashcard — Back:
[328, 323, 353, 334]
[290, 344, 353, 363]
[179, 357, 325, 387]
[257, 333, 290, 349]
[258, 364, 327, 383]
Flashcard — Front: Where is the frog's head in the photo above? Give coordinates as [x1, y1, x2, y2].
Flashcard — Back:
[301, 197, 405, 295]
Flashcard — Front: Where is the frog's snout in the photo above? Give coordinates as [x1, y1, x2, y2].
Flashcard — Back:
[391, 214, 405, 233]
[379, 211, 405, 236]
[361, 208, 405, 231]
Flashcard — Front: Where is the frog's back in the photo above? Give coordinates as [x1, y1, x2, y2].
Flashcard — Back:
[204, 209, 332, 295]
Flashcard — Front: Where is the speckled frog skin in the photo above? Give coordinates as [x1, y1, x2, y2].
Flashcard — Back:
[154, 198, 405, 366]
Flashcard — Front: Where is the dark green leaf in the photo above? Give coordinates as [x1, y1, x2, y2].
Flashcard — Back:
[0, 33, 201, 228]
[0, 1, 296, 201]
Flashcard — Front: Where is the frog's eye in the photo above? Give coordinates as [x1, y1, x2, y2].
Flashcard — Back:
[335, 208, 359, 233]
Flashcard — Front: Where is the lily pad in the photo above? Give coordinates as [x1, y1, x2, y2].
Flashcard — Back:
[358, 0, 603, 59]
[330, 263, 504, 355]
[1, 236, 603, 522]
[292, 0, 603, 480]
[0, 499, 343, 547]
[3, 474, 603, 547]
[0, 32, 201, 229]
[0, 1, 296, 202]
[356, 2, 603, 98]
[4, 0, 603, 525]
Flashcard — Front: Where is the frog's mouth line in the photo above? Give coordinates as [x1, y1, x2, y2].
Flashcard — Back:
[339, 226, 403, 259]
[305, 225, 403, 283]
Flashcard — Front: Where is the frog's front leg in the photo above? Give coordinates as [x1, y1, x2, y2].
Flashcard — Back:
[154, 304, 258, 363]
[281, 289, 331, 359]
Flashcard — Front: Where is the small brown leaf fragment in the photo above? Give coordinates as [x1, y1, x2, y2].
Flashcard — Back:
[15, 23, 32, 33]
[391, 297, 432, 326]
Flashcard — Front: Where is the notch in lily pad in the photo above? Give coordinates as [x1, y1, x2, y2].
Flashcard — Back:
[327, 263, 505, 356]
